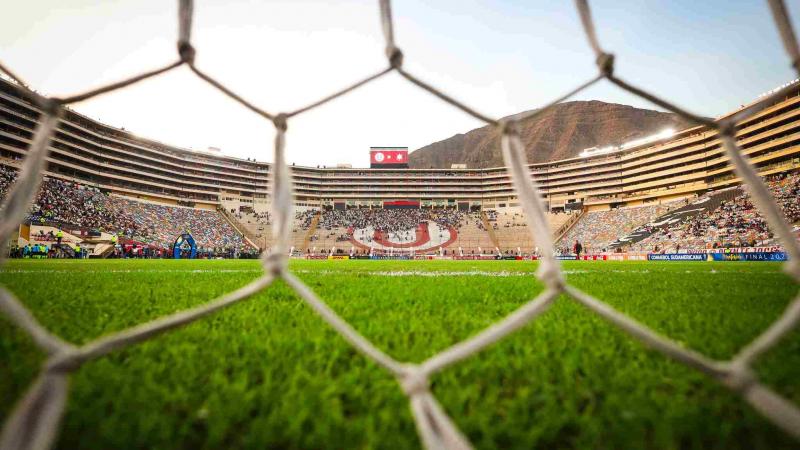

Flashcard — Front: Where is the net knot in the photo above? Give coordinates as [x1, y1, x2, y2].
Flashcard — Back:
[263, 251, 287, 276]
[497, 118, 519, 136]
[178, 41, 196, 64]
[537, 261, 564, 291]
[399, 365, 429, 397]
[45, 349, 83, 374]
[717, 119, 736, 137]
[36, 96, 61, 116]
[722, 363, 757, 393]
[596, 52, 615, 77]
[387, 46, 404, 69]
[273, 113, 288, 131]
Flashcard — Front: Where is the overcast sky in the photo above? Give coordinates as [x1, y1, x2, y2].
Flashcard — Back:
[2, 0, 798, 167]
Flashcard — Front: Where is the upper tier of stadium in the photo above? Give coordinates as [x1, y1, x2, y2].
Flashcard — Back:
[1, 76, 799, 216]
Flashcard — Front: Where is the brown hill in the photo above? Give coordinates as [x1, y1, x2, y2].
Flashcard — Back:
[408, 101, 696, 168]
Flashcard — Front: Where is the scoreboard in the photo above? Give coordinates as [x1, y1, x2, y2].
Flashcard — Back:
[370, 147, 408, 168]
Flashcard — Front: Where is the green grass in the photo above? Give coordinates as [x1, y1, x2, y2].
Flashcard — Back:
[1, 259, 799, 450]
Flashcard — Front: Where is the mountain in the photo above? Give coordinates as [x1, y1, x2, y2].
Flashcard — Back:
[407, 101, 697, 168]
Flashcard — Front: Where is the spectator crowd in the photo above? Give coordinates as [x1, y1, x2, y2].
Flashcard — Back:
[294, 208, 476, 248]
[0, 165, 252, 255]
[116, 198, 250, 251]
[558, 202, 676, 253]
[3, 162, 799, 258]
[316, 208, 466, 234]
[632, 172, 800, 253]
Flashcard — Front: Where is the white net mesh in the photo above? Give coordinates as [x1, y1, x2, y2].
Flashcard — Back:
[1, 1, 800, 449]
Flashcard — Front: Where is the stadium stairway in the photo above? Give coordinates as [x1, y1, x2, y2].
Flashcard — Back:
[301, 212, 321, 252]
[93, 243, 115, 258]
[489, 212, 575, 253]
[553, 210, 583, 243]
[447, 213, 495, 254]
[480, 211, 500, 249]
[234, 211, 274, 251]
[219, 209, 260, 250]
[492, 212, 532, 253]
[312, 225, 351, 253]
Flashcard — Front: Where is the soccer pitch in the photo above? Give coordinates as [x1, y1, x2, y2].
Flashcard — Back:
[1, 259, 798, 449]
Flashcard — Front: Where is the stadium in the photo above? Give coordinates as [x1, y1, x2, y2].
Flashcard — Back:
[1, 1, 800, 450]
[2, 73, 798, 259]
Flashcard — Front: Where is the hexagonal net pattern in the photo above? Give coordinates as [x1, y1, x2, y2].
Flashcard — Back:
[1, 1, 800, 449]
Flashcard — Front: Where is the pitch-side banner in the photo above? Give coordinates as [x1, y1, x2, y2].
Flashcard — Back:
[647, 253, 706, 261]
[684, 246, 784, 254]
[555, 255, 608, 260]
[608, 253, 648, 261]
[370, 255, 413, 260]
[710, 252, 788, 261]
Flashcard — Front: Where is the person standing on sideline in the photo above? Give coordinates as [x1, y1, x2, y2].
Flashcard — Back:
[574, 240, 583, 258]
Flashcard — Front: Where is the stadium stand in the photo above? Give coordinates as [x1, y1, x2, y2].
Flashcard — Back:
[4, 157, 799, 259]
[113, 197, 250, 251]
[31, 179, 139, 236]
[3, 75, 800, 231]
[303, 208, 472, 254]
[0, 164, 252, 254]
[2, 73, 800, 258]
[613, 189, 741, 250]
[448, 212, 495, 255]
[557, 202, 680, 253]
[224, 210, 272, 250]
[490, 210, 577, 253]
[283, 208, 581, 256]
[629, 172, 800, 253]
[1, 166, 135, 235]
[292, 210, 321, 253]
[0, 163, 14, 197]
[6, 151, 796, 258]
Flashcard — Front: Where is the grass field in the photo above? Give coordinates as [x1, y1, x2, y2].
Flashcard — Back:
[1, 259, 799, 449]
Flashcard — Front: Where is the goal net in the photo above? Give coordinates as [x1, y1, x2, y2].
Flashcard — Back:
[1, 1, 799, 449]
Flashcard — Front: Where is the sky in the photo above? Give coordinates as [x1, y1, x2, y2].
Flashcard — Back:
[1, 0, 798, 167]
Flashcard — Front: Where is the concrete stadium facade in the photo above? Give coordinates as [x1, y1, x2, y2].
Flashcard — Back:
[1, 76, 799, 214]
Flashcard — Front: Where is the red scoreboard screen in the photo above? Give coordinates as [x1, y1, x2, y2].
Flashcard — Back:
[370, 147, 408, 168]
